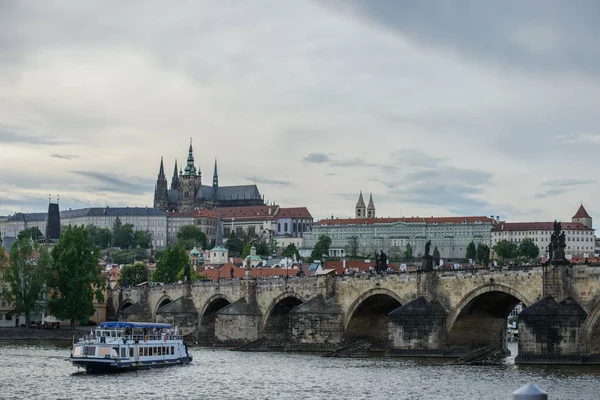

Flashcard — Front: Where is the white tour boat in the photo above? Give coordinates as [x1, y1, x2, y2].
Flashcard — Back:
[70, 321, 192, 373]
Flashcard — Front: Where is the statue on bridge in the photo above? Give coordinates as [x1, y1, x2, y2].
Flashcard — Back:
[548, 220, 568, 265]
[377, 250, 388, 273]
[184, 264, 190, 282]
[423, 240, 433, 271]
[483, 244, 490, 268]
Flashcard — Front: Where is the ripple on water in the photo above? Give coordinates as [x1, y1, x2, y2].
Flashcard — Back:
[0, 342, 599, 400]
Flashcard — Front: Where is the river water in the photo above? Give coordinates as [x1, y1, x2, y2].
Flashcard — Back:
[1, 342, 599, 400]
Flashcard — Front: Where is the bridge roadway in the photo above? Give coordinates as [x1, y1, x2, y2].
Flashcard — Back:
[112, 264, 600, 364]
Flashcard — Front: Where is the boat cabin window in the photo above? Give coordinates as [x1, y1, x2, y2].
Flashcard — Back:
[121, 348, 126, 358]
[129, 348, 134, 358]
[144, 347, 148, 357]
[158, 347, 162, 356]
[139, 347, 143, 357]
[171, 346, 174, 354]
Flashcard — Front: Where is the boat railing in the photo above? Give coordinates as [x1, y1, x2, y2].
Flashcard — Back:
[77, 332, 183, 344]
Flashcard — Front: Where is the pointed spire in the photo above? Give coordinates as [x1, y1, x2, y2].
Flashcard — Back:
[356, 191, 366, 207]
[183, 139, 197, 176]
[158, 156, 165, 177]
[367, 193, 375, 209]
[213, 158, 219, 189]
[171, 159, 179, 190]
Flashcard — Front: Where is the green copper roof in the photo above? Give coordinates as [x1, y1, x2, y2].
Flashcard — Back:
[211, 246, 228, 252]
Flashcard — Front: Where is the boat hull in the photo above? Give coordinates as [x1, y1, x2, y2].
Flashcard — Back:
[71, 356, 193, 373]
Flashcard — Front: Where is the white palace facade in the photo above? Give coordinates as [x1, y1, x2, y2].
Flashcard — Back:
[303, 192, 495, 259]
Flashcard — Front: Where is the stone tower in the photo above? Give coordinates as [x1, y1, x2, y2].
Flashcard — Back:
[367, 193, 376, 218]
[355, 191, 366, 219]
[153, 156, 168, 210]
[170, 159, 179, 191]
[572, 204, 592, 229]
[177, 140, 202, 212]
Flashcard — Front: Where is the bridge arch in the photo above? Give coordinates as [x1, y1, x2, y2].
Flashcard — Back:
[122, 299, 134, 311]
[262, 292, 305, 342]
[584, 301, 600, 355]
[198, 294, 233, 344]
[154, 295, 173, 318]
[447, 283, 531, 352]
[344, 288, 402, 347]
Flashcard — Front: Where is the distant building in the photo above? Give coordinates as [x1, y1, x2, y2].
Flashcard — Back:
[154, 140, 264, 212]
[304, 192, 494, 258]
[491, 204, 595, 258]
[61, 207, 167, 249]
[166, 209, 218, 247]
[0, 212, 47, 240]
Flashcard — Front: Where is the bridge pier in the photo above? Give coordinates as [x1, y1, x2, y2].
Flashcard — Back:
[288, 294, 344, 351]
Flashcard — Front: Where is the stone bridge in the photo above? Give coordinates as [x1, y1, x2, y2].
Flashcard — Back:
[110, 264, 600, 364]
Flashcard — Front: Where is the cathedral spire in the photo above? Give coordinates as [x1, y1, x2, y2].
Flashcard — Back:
[158, 156, 165, 177]
[213, 158, 219, 189]
[367, 193, 375, 218]
[171, 159, 179, 190]
[355, 191, 366, 219]
[183, 138, 197, 176]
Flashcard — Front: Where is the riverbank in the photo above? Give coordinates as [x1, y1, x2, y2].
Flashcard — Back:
[0, 327, 89, 341]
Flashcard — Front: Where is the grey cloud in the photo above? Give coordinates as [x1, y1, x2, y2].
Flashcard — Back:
[557, 133, 600, 145]
[302, 153, 330, 163]
[535, 179, 595, 199]
[0, 125, 67, 145]
[69, 171, 153, 195]
[329, 0, 600, 77]
[50, 154, 77, 160]
[246, 176, 291, 186]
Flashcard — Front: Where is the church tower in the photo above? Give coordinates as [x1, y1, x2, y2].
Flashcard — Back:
[367, 193, 376, 218]
[177, 140, 202, 212]
[213, 159, 219, 190]
[153, 156, 168, 210]
[355, 191, 366, 219]
[572, 204, 593, 229]
[170, 159, 179, 191]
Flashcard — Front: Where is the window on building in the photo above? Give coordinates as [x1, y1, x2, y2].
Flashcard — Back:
[95, 309, 101, 318]
[284, 223, 288, 231]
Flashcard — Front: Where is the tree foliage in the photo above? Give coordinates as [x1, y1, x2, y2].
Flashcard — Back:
[48, 225, 105, 328]
[518, 238, 539, 260]
[493, 240, 518, 260]
[118, 262, 149, 287]
[310, 235, 332, 261]
[107, 247, 147, 265]
[241, 241, 253, 259]
[133, 230, 152, 249]
[255, 237, 277, 257]
[112, 217, 134, 249]
[4, 239, 51, 323]
[476, 243, 486, 263]
[432, 246, 441, 267]
[176, 267, 201, 283]
[177, 225, 208, 250]
[152, 244, 189, 284]
[465, 241, 477, 260]
[404, 243, 413, 261]
[282, 243, 300, 259]
[225, 231, 244, 257]
[18, 227, 44, 241]
[346, 236, 359, 258]
[86, 226, 113, 249]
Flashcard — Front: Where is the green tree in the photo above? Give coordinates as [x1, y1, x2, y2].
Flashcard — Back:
[493, 240, 518, 261]
[152, 244, 189, 284]
[255, 237, 277, 257]
[112, 217, 134, 249]
[48, 225, 105, 329]
[118, 262, 150, 287]
[518, 238, 540, 261]
[225, 232, 244, 257]
[388, 246, 402, 262]
[176, 225, 208, 250]
[476, 243, 486, 263]
[346, 236, 359, 258]
[241, 241, 253, 259]
[404, 243, 413, 261]
[282, 243, 300, 259]
[86, 226, 112, 249]
[310, 235, 332, 261]
[18, 227, 44, 241]
[5, 239, 51, 324]
[432, 246, 441, 267]
[465, 241, 477, 260]
[176, 267, 200, 283]
[133, 230, 152, 249]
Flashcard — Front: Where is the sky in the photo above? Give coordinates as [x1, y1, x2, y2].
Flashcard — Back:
[1, 0, 600, 226]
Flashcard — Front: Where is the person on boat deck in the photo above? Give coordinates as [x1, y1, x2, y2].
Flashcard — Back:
[153, 328, 157, 337]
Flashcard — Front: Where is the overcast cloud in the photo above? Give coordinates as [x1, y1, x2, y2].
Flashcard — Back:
[0, 0, 599, 227]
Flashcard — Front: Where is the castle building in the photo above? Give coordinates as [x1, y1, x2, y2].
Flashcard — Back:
[153, 140, 264, 212]
[491, 204, 595, 258]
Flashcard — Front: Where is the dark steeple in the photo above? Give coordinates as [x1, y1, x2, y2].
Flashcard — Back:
[215, 210, 223, 246]
[213, 158, 219, 189]
[171, 159, 179, 190]
[154, 156, 168, 210]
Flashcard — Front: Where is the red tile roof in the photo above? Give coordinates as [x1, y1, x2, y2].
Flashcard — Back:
[573, 205, 592, 219]
[166, 209, 217, 219]
[217, 206, 279, 222]
[316, 216, 493, 226]
[201, 263, 302, 281]
[277, 207, 313, 219]
[492, 222, 593, 232]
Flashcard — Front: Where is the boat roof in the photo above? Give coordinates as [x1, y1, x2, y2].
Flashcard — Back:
[99, 322, 172, 329]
